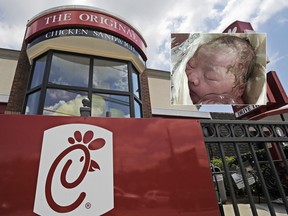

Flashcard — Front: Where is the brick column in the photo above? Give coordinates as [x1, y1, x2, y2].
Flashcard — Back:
[140, 70, 152, 118]
[5, 40, 31, 114]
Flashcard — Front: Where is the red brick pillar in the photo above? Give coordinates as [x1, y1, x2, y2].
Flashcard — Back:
[5, 40, 31, 114]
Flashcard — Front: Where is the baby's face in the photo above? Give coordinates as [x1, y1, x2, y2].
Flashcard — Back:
[185, 46, 239, 104]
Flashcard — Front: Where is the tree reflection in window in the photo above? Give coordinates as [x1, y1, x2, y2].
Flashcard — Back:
[92, 93, 130, 117]
[43, 89, 88, 116]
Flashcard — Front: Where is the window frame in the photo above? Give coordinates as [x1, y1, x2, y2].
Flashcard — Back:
[23, 50, 143, 118]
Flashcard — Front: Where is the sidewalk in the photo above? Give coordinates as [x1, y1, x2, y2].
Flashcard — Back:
[223, 203, 287, 216]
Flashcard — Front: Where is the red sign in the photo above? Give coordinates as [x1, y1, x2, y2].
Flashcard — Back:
[233, 71, 288, 119]
[0, 115, 219, 215]
[223, 20, 254, 33]
[25, 9, 147, 60]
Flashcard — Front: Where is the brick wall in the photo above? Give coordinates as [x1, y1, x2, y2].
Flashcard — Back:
[5, 41, 31, 114]
[0, 103, 6, 114]
[140, 70, 152, 118]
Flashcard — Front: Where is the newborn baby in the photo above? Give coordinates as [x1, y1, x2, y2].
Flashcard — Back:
[185, 35, 256, 104]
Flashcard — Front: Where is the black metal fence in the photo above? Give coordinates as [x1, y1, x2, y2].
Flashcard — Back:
[200, 120, 288, 216]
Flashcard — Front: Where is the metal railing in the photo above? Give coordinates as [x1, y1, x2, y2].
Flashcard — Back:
[200, 120, 288, 216]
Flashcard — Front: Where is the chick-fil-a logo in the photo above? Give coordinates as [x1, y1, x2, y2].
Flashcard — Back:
[34, 124, 114, 216]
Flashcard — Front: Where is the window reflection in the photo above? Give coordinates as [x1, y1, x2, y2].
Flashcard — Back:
[134, 100, 142, 118]
[25, 91, 40, 114]
[132, 69, 140, 98]
[43, 89, 87, 116]
[30, 56, 46, 89]
[25, 51, 142, 117]
[93, 59, 128, 91]
[49, 53, 89, 87]
[92, 93, 130, 118]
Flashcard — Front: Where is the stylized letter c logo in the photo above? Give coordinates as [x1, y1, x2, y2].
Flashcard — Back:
[45, 144, 90, 213]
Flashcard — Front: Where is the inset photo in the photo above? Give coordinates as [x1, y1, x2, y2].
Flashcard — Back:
[171, 33, 267, 105]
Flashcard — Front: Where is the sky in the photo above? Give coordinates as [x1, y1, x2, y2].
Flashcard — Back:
[0, 0, 287, 113]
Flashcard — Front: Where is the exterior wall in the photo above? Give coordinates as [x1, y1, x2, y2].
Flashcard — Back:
[0, 103, 6, 114]
[0, 48, 19, 109]
[256, 113, 287, 121]
[5, 41, 31, 114]
[6, 6, 150, 117]
[147, 69, 170, 109]
[146, 69, 199, 114]
[250, 105, 288, 121]
[2, 6, 212, 119]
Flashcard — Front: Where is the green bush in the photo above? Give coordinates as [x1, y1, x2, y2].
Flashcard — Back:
[211, 156, 236, 170]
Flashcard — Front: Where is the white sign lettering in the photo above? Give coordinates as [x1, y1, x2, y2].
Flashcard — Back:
[235, 105, 261, 118]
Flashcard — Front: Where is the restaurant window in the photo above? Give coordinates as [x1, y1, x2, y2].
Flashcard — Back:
[91, 93, 130, 117]
[30, 55, 46, 89]
[43, 89, 88, 116]
[49, 53, 89, 87]
[93, 59, 128, 91]
[25, 91, 40, 114]
[23, 51, 142, 118]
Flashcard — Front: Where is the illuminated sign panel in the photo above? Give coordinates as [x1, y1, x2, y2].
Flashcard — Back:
[223, 21, 254, 33]
[25, 9, 147, 60]
[28, 28, 143, 60]
[0, 115, 219, 215]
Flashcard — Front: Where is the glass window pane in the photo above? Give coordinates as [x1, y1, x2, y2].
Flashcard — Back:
[134, 100, 142, 118]
[93, 59, 128, 91]
[30, 55, 46, 89]
[25, 91, 40, 114]
[43, 89, 87, 116]
[49, 53, 89, 87]
[132, 70, 140, 98]
[92, 93, 130, 118]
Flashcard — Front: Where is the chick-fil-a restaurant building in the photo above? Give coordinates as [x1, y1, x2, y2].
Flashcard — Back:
[0, 5, 219, 216]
